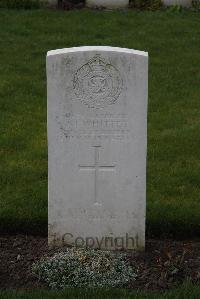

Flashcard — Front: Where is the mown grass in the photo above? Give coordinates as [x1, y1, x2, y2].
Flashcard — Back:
[0, 8, 200, 237]
[0, 283, 200, 299]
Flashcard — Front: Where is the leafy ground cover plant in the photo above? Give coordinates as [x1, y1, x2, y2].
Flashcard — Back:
[192, 0, 200, 10]
[130, 0, 163, 10]
[32, 247, 136, 288]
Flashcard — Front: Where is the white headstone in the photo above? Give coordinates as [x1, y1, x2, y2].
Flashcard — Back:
[48, 46, 148, 250]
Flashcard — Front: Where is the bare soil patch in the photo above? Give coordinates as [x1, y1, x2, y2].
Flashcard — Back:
[0, 235, 199, 291]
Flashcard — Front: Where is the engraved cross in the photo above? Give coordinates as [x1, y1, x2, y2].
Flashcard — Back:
[79, 146, 115, 204]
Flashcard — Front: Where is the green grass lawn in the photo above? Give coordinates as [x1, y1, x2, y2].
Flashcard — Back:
[0, 283, 200, 299]
[0, 8, 200, 237]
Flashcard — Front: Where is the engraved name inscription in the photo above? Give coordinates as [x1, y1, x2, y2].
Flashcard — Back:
[57, 113, 130, 140]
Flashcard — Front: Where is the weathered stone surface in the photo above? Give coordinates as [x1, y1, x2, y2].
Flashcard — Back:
[47, 46, 148, 250]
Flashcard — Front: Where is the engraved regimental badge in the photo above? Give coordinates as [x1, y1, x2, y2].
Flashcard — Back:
[73, 55, 123, 109]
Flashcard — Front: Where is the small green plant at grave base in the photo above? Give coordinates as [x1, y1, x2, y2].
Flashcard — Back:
[58, 0, 85, 10]
[32, 247, 136, 288]
[0, 0, 40, 9]
[166, 4, 183, 12]
[192, 0, 200, 10]
[130, 0, 163, 10]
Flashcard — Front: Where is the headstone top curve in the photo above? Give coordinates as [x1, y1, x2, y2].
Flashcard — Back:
[47, 46, 148, 58]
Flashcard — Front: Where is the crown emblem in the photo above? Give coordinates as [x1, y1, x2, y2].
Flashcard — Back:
[88, 55, 107, 72]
